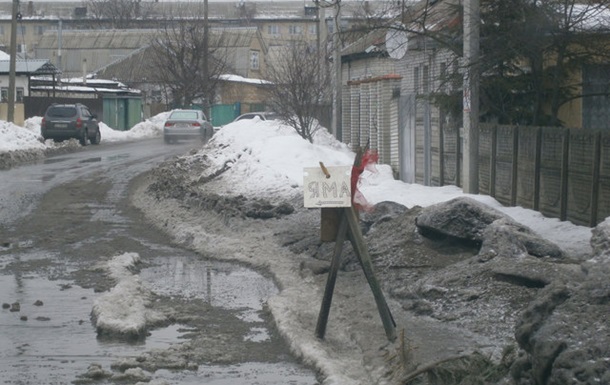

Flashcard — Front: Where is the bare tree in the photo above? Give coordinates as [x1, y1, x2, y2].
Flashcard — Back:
[266, 40, 331, 143]
[87, 0, 154, 28]
[475, 0, 610, 125]
[147, 5, 232, 110]
[352, 0, 610, 126]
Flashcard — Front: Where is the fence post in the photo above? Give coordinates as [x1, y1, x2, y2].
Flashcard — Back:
[560, 128, 570, 221]
[591, 131, 601, 226]
[456, 125, 462, 187]
[439, 117, 445, 186]
[534, 126, 542, 210]
[511, 125, 519, 206]
[490, 124, 497, 197]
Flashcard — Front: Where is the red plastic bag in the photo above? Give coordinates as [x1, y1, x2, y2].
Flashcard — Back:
[351, 149, 378, 211]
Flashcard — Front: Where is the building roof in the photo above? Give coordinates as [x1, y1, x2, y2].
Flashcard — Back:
[36, 29, 157, 50]
[0, 1, 380, 21]
[0, 59, 61, 75]
[93, 26, 266, 84]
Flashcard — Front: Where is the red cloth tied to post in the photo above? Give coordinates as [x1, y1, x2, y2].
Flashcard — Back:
[351, 149, 379, 211]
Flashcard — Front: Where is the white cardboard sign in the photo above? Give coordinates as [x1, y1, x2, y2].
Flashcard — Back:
[303, 166, 352, 208]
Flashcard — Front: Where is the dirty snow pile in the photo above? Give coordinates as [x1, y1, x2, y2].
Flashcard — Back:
[0, 120, 46, 152]
[91, 252, 165, 338]
[198, 118, 592, 258]
[200, 118, 355, 200]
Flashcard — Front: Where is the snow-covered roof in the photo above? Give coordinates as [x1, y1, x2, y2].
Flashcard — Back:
[30, 84, 141, 95]
[0, 59, 60, 75]
[219, 74, 273, 85]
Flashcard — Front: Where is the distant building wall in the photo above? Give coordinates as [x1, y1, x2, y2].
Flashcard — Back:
[0, 103, 25, 126]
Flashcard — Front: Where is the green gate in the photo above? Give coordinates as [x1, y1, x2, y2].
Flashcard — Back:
[211, 103, 241, 126]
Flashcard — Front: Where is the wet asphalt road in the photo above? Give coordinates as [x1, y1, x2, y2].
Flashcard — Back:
[0, 139, 318, 384]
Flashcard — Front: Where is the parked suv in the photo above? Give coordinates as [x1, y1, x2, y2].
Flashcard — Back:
[41, 103, 101, 146]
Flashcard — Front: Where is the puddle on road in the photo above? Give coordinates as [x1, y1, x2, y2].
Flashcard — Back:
[140, 255, 279, 324]
[0, 254, 319, 385]
[0, 274, 188, 384]
[153, 362, 318, 385]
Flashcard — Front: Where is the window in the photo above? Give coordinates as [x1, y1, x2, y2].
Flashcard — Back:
[1, 88, 7, 102]
[413, 67, 420, 94]
[440, 62, 450, 93]
[250, 50, 260, 70]
[423, 65, 430, 93]
[0, 26, 4, 36]
[19, 26, 26, 35]
[16, 88, 24, 102]
[267, 25, 280, 35]
[37, 25, 45, 35]
[289, 25, 303, 35]
[308, 24, 317, 35]
[17, 43, 26, 53]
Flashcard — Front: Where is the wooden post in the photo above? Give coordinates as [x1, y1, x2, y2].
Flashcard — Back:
[315, 211, 348, 339]
[314, 143, 396, 342]
[345, 206, 397, 342]
[321, 207, 341, 242]
[315, 207, 397, 342]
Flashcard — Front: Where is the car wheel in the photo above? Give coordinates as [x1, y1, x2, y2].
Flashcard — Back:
[91, 129, 101, 145]
[79, 129, 89, 146]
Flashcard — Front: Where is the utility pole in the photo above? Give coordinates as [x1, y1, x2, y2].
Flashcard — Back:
[331, 1, 341, 141]
[203, 0, 209, 112]
[314, 0, 341, 140]
[8, 0, 19, 123]
[462, 0, 480, 194]
[57, 19, 63, 72]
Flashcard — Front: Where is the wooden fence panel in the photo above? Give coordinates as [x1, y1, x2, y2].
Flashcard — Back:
[516, 127, 540, 210]
[493, 126, 517, 206]
[479, 124, 494, 196]
[567, 130, 597, 226]
[414, 101, 426, 184]
[429, 107, 441, 186]
[442, 124, 460, 186]
[342, 86, 352, 146]
[369, 83, 380, 151]
[538, 128, 565, 220]
[597, 133, 610, 223]
[358, 83, 368, 150]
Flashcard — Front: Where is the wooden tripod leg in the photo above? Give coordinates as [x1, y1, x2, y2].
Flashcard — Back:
[345, 206, 397, 342]
[315, 210, 348, 339]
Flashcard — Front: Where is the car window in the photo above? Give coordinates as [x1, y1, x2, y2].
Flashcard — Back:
[238, 114, 258, 120]
[80, 107, 91, 118]
[47, 107, 77, 118]
[170, 111, 199, 120]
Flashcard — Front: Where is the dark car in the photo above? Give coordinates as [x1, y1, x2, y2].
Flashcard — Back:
[163, 109, 214, 144]
[41, 103, 101, 146]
